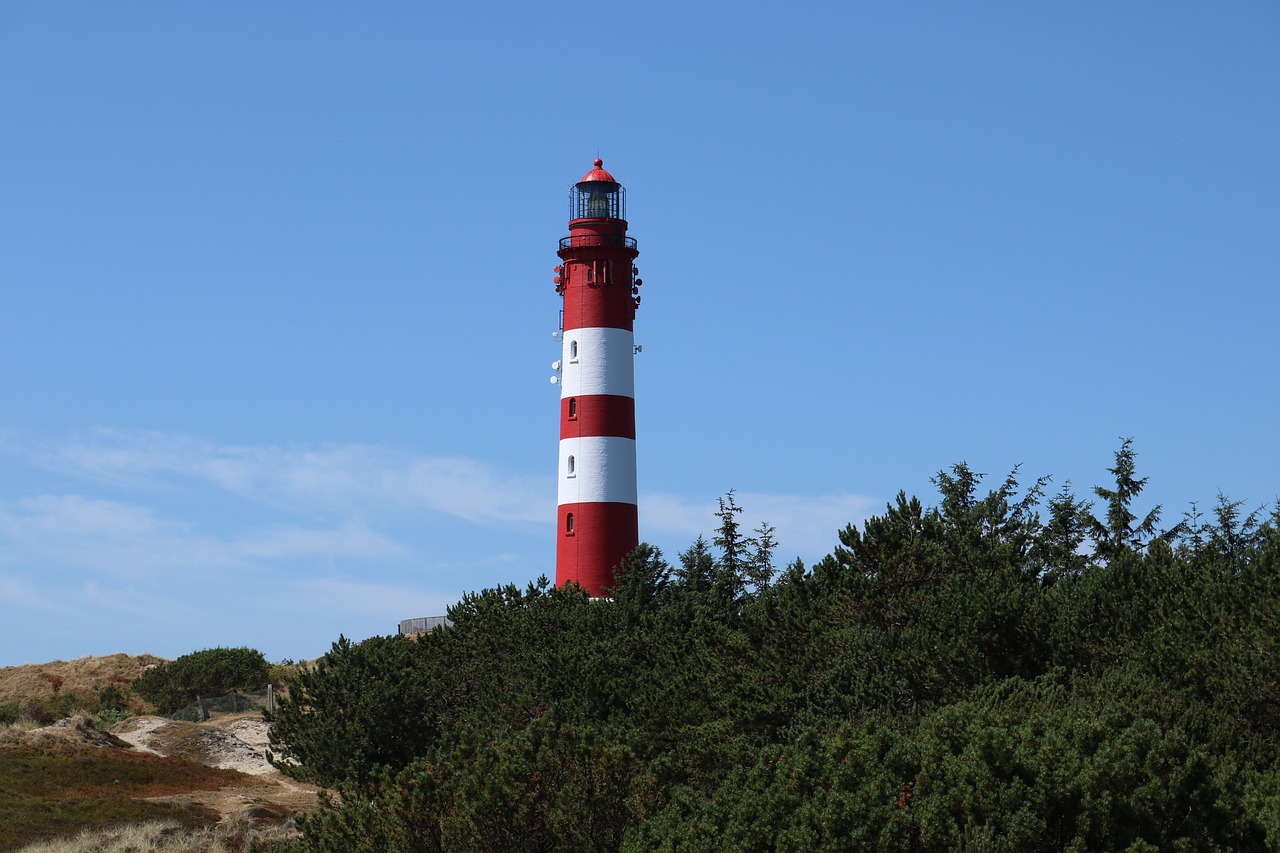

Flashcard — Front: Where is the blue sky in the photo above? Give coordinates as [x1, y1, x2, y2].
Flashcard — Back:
[1, 3, 1277, 667]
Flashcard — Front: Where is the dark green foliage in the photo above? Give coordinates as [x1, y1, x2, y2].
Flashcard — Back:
[95, 683, 125, 713]
[1033, 482, 1093, 581]
[283, 715, 658, 853]
[266, 634, 441, 789]
[904, 677, 1239, 851]
[628, 676, 1242, 852]
[132, 646, 269, 715]
[263, 448, 1280, 852]
[622, 720, 916, 852]
[1088, 438, 1180, 563]
[0, 700, 19, 726]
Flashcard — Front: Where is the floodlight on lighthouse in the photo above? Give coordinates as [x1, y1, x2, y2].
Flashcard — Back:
[549, 376, 560, 385]
[552, 360, 561, 370]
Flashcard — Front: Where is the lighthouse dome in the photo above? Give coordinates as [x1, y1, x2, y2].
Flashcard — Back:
[579, 158, 616, 183]
[570, 158, 625, 221]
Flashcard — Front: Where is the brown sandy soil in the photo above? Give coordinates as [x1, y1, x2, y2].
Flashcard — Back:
[112, 712, 321, 822]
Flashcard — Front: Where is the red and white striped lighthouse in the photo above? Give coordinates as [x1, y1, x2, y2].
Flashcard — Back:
[553, 159, 642, 596]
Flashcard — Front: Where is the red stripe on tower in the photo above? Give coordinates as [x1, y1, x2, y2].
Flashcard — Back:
[559, 395, 636, 440]
[553, 159, 643, 596]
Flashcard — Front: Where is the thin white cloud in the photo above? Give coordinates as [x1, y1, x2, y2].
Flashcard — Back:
[13, 494, 173, 539]
[0, 494, 238, 576]
[0, 574, 73, 614]
[233, 522, 407, 560]
[8, 428, 550, 526]
[82, 581, 190, 623]
[0, 429, 878, 616]
[285, 577, 458, 620]
[0, 494, 411, 579]
[0, 427, 892, 668]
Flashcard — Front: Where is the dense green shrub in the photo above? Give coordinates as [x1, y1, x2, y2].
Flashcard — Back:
[95, 683, 126, 713]
[282, 714, 658, 853]
[261, 446, 1280, 851]
[623, 720, 916, 852]
[0, 700, 20, 726]
[266, 634, 441, 789]
[132, 647, 269, 715]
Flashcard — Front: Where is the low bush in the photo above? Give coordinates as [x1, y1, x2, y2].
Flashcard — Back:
[94, 708, 130, 731]
[268, 659, 299, 688]
[19, 693, 81, 725]
[133, 647, 270, 715]
[96, 683, 126, 713]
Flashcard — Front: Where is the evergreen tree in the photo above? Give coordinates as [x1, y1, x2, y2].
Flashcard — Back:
[262, 451, 1280, 852]
[1089, 438, 1178, 561]
[1033, 481, 1093, 580]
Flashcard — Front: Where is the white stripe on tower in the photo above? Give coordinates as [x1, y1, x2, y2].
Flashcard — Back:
[558, 436, 638, 505]
[560, 327, 635, 398]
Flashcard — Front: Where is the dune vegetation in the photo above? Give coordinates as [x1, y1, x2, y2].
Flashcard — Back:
[262, 443, 1280, 851]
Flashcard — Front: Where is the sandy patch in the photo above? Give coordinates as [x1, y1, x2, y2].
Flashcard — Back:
[113, 714, 280, 777]
[112, 715, 168, 754]
[109, 714, 320, 823]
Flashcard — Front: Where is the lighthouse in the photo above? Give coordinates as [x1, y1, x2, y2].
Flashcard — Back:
[553, 159, 642, 596]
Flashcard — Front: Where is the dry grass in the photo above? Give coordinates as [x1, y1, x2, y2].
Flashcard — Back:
[0, 717, 40, 737]
[12, 819, 220, 852]
[0, 654, 165, 714]
[0, 714, 130, 750]
[11, 814, 297, 853]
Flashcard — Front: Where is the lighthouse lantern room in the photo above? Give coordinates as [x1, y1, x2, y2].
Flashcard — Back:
[553, 159, 642, 596]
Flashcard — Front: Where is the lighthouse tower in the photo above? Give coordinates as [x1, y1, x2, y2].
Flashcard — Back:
[553, 159, 642, 596]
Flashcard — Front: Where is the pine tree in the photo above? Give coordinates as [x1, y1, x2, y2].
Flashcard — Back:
[1035, 482, 1093, 579]
[1089, 438, 1178, 562]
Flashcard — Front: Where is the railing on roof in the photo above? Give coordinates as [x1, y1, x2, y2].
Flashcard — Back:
[559, 235, 637, 250]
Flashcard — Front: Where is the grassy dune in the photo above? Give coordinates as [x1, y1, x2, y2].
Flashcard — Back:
[0, 740, 250, 851]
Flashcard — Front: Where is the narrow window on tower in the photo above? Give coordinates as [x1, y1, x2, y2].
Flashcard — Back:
[569, 340, 578, 362]
[586, 265, 595, 285]
[568, 398, 577, 420]
[567, 455, 576, 477]
[565, 513, 575, 535]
